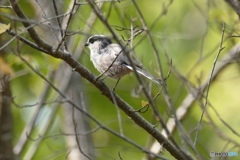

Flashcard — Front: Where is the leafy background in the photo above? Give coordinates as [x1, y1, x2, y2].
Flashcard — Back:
[1, 0, 240, 159]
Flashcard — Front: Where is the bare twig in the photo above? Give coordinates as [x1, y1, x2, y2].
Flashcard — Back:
[54, 0, 80, 52]
[131, 0, 196, 157]
[13, 64, 54, 155]
[225, 0, 240, 19]
[76, 0, 121, 5]
[150, 28, 240, 156]
[9, 0, 190, 158]
[0, 5, 12, 9]
[35, 0, 60, 43]
[86, 0, 192, 159]
[194, 23, 225, 145]
[72, 106, 92, 160]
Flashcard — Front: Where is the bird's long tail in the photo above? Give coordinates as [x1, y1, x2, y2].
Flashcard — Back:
[124, 65, 162, 85]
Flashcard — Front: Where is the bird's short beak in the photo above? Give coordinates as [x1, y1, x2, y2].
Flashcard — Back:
[84, 43, 89, 46]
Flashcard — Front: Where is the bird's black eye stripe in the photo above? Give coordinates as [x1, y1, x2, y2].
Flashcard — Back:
[88, 36, 112, 46]
[89, 37, 96, 44]
[89, 37, 101, 44]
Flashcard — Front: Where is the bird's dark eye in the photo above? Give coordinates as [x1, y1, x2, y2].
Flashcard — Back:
[89, 38, 95, 44]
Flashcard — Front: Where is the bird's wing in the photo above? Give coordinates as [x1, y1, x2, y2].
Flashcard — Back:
[110, 43, 142, 68]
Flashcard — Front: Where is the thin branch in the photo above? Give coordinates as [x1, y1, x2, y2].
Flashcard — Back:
[85, 0, 192, 159]
[131, 0, 195, 157]
[76, 0, 121, 5]
[225, 0, 240, 19]
[150, 32, 240, 157]
[8, 1, 179, 157]
[109, 89, 124, 136]
[72, 106, 92, 160]
[13, 67, 54, 155]
[6, 29, 48, 53]
[35, 0, 60, 43]
[194, 23, 225, 146]
[54, 0, 80, 52]
[52, 0, 64, 39]
[8, 13, 167, 160]
[200, 101, 240, 148]
[210, 104, 240, 137]
[0, 5, 12, 9]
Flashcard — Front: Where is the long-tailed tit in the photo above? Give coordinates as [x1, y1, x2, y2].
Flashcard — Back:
[85, 35, 162, 86]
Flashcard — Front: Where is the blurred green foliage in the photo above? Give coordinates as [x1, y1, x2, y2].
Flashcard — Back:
[2, 0, 240, 159]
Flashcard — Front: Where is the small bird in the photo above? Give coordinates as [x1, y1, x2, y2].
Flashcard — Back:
[85, 35, 161, 87]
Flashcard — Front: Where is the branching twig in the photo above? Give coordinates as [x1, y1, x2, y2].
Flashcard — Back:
[194, 23, 225, 145]
[9, 0, 191, 159]
[150, 28, 240, 156]
[72, 106, 92, 160]
[13, 63, 54, 155]
[14, 52, 165, 159]
[132, 0, 195, 158]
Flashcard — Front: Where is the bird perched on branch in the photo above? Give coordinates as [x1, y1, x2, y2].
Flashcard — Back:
[85, 35, 162, 89]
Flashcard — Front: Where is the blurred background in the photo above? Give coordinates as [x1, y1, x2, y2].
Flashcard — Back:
[1, 0, 240, 159]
